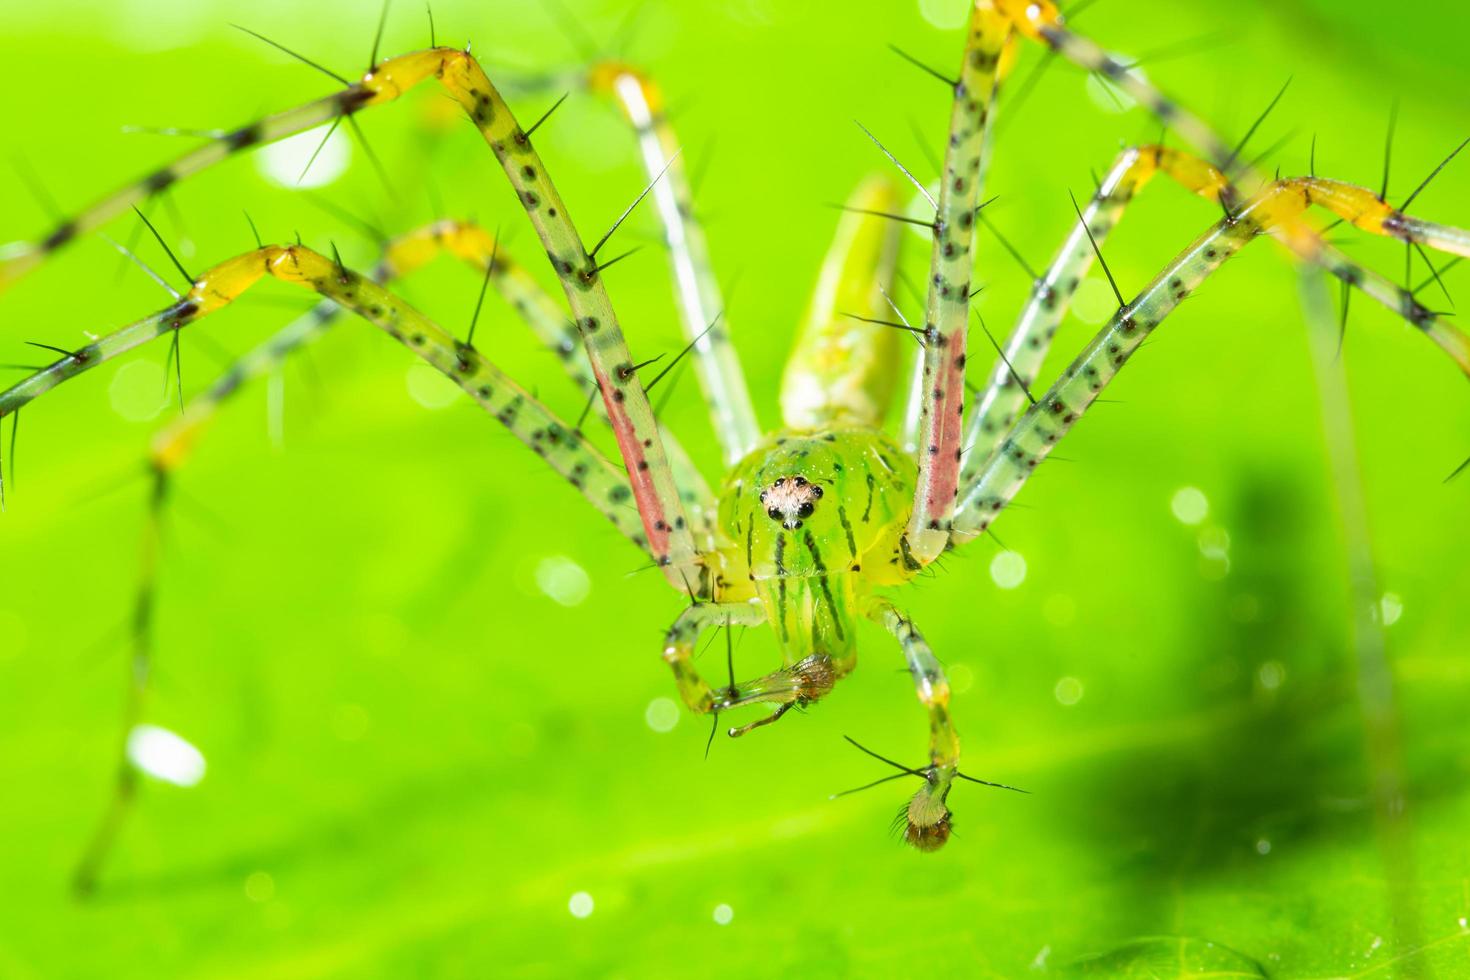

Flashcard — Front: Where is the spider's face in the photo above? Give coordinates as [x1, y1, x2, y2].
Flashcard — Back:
[758, 475, 823, 531]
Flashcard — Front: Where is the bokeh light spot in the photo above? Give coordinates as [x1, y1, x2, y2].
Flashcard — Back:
[536, 556, 591, 607]
[990, 551, 1027, 589]
[1171, 486, 1209, 525]
[644, 697, 679, 733]
[257, 124, 349, 189]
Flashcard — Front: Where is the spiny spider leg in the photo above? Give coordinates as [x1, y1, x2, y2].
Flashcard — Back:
[53, 247, 651, 892]
[0, 46, 703, 587]
[993, 0, 1234, 169]
[662, 601, 766, 714]
[336, 218, 716, 534]
[904, 0, 1431, 563]
[78, 219, 721, 894]
[587, 63, 762, 464]
[863, 598, 963, 851]
[950, 182, 1470, 542]
[0, 246, 651, 549]
[69, 474, 166, 897]
[905, 3, 1012, 565]
[964, 146, 1226, 466]
[962, 146, 1470, 477]
[662, 602, 843, 737]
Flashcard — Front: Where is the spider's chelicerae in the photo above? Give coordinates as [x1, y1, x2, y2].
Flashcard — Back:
[2, 0, 1468, 894]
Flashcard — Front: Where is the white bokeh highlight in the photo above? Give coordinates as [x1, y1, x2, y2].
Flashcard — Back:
[257, 124, 349, 189]
[127, 724, 206, 787]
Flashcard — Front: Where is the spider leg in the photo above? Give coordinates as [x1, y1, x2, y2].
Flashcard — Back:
[992, 0, 1234, 169]
[664, 601, 845, 736]
[662, 601, 766, 714]
[965, 145, 1221, 468]
[905, 3, 1014, 566]
[963, 146, 1470, 480]
[589, 64, 762, 464]
[950, 181, 1470, 542]
[69, 474, 166, 897]
[0, 48, 703, 586]
[355, 219, 718, 535]
[863, 597, 962, 851]
[0, 245, 654, 551]
[70, 222, 721, 894]
[144, 220, 715, 540]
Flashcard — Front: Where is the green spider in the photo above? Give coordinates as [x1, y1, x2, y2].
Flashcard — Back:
[2, 0, 1468, 894]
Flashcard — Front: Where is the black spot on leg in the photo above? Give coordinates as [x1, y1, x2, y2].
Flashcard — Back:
[337, 87, 374, 115]
[214, 369, 244, 399]
[143, 170, 176, 194]
[42, 222, 77, 251]
[226, 124, 263, 150]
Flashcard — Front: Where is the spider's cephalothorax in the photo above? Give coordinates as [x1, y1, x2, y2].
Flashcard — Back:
[3, 0, 1469, 890]
[716, 428, 918, 691]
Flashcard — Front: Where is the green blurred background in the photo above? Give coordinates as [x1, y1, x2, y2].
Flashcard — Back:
[2, 0, 1469, 976]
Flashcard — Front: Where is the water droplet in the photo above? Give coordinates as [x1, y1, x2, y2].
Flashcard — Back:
[712, 903, 734, 925]
[109, 360, 166, 422]
[536, 555, 591, 607]
[257, 124, 350, 189]
[1257, 661, 1285, 691]
[1380, 592, 1403, 627]
[644, 697, 679, 733]
[1229, 593, 1261, 623]
[1171, 486, 1209, 525]
[1072, 278, 1119, 324]
[989, 551, 1027, 589]
[1255, 838, 1272, 855]
[948, 663, 974, 695]
[1197, 526, 1230, 558]
[127, 724, 206, 787]
[917, 0, 968, 29]
[404, 362, 461, 410]
[244, 871, 275, 903]
[568, 891, 594, 919]
[1063, 935, 1266, 976]
[1054, 676, 1083, 706]
[1085, 63, 1144, 114]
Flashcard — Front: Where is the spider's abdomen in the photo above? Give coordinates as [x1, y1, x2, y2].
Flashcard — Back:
[713, 427, 917, 660]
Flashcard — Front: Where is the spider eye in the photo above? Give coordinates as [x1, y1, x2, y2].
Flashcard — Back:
[767, 506, 782, 520]
[793, 475, 807, 486]
[758, 491, 767, 503]
[811, 485, 824, 498]
[797, 502, 814, 518]
[774, 477, 785, 486]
